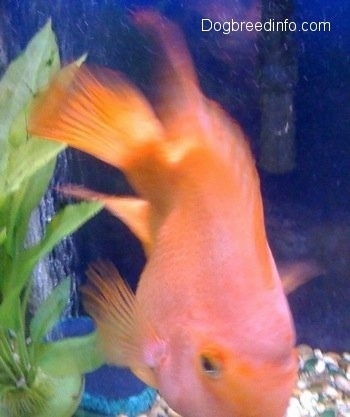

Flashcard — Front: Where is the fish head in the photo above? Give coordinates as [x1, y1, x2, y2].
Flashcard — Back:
[195, 342, 297, 417]
[156, 329, 297, 417]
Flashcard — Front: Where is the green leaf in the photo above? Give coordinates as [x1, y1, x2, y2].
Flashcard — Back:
[23, 201, 103, 276]
[0, 158, 56, 298]
[0, 19, 60, 180]
[0, 201, 102, 331]
[0, 295, 22, 332]
[36, 331, 104, 376]
[0, 228, 6, 245]
[4, 156, 56, 259]
[30, 279, 71, 344]
[0, 21, 102, 417]
[4, 136, 64, 196]
[35, 371, 83, 417]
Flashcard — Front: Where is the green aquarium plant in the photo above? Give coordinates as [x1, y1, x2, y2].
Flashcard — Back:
[0, 21, 104, 417]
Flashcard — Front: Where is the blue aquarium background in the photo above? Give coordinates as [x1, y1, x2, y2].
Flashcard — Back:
[0, 0, 349, 413]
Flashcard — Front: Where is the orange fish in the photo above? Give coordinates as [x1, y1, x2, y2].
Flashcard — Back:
[29, 11, 297, 417]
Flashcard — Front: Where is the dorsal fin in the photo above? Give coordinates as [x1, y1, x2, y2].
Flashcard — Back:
[133, 11, 255, 171]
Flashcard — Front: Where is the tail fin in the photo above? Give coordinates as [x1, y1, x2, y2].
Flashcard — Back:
[29, 11, 260, 244]
[29, 62, 165, 179]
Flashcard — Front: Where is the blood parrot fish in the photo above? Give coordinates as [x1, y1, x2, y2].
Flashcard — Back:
[29, 11, 297, 417]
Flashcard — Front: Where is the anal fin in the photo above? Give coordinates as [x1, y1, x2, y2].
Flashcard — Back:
[60, 185, 153, 254]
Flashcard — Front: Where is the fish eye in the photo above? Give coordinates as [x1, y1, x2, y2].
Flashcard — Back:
[199, 353, 222, 379]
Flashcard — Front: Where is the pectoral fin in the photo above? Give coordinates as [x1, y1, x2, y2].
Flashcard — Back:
[279, 260, 324, 294]
[82, 260, 165, 388]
